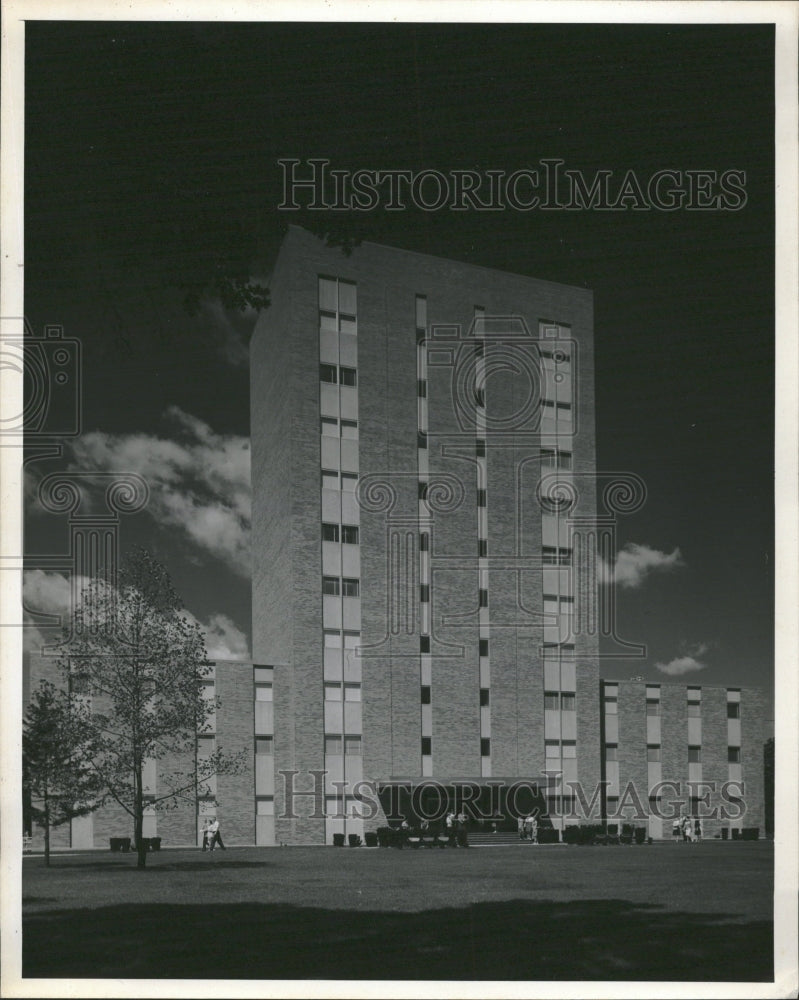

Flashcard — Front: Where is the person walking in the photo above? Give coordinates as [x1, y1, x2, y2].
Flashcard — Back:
[201, 818, 212, 851]
[457, 810, 469, 848]
[530, 814, 538, 845]
[208, 816, 226, 851]
[694, 817, 702, 842]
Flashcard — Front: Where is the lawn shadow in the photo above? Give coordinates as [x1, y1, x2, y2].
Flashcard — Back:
[24, 897, 773, 982]
[38, 860, 275, 873]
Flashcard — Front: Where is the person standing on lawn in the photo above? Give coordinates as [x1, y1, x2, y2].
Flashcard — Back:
[209, 816, 226, 851]
[201, 818, 212, 851]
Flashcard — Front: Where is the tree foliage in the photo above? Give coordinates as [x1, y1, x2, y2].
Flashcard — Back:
[23, 681, 104, 866]
[60, 548, 245, 867]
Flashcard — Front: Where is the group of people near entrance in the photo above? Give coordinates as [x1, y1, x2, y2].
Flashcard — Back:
[400, 811, 470, 847]
[518, 813, 539, 843]
[200, 817, 226, 851]
[672, 815, 702, 842]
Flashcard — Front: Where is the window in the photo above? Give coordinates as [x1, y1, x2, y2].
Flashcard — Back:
[342, 525, 359, 545]
[479, 589, 488, 608]
[545, 740, 560, 759]
[728, 747, 741, 763]
[542, 546, 558, 565]
[541, 448, 557, 467]
[343, 630, 360, 649]
[344, 683, 361, 702]
[559, 451, 572, 469]
[320, 363, 338, 384]
[322, 576, 340, 596]
[476, 439, 486, 457]
[687, 687, 701, 703]
[647, 745, 661, 762]
[473, 340, 484, 357]
[341, 419, 359, 439]
[556, 402, 571, 414]
[477, 488, 487, 507]
[324, 682, 343, 701]
[420, 636, 430, 653]
[254, 666, 273, 683]
[475, 388, 485, 408]
[562, 741, 576, 758]
[417, 379, 427, 398]
[418, 481, 428, 500]
[344, 735, 362, 755]
[727, 703, 740, 719]
[480, 738, 491, 757]
[646, 699, 660, 716]
[420, 584, 430, 603]
[418, 431, 428, 450]
[539, 494, 573, 514]
[340, 367, 357, 387]
[480, 688, 490, 707]
[255, 736, 273, 755]
[321, 416, 338, 436]
[561, 693, 575, 711]
[604, 697, 618, 715]
[322, 523, 340, 543]
[605, 744, 618, 761]
[688, 746, 702, 763]
[479, 638, 489, 657]
[322, 470, 339, 490]
[324, 629, 342, 647]
[687, 703, 701, 718]
[540, 448, 572, 470]
[341, 472, 358, 491]
[342, 578, 360, 597]
[325, 735, 343, 755]
[478, 539, 488, 558]
[421, 737, 432, 756]
[421, 685, 431, 705]
[606, 796, 619, 816]
[544, 692, 559, 710]
[420, 532, 430, 552]
[255, 684, 273, 702]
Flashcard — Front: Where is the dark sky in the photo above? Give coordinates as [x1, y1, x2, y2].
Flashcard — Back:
[23, 22, 774, 711]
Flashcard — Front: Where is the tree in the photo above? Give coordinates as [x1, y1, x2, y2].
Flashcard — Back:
[60, 548, 245, 868]
[23, 681, 104, 867]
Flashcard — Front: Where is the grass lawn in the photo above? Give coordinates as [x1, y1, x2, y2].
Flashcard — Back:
[22, 841, 773, 982]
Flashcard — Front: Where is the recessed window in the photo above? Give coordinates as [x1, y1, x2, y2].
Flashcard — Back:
[325, 735, 343, 755]
[322, 470, 339, 490]
[556, 402, 571, 413]
[324, 682, 343, 701]
[688, 746, 702, 763]
[477, 488, 487, 507]
[646, 699, 660, 716]
[323, 629, 342, 648]
[562, 741, 576, 758]
[421, 685, 431, 705]
[727, 703, 740, 719]
[417, 379, 427, 398]
[604, 697, 618, 715]
[647, 745, 661, 762]
[480, 688, 490, 707]
[479, 639, 489, 657]
[418, 481, 428, 500]
[420, 636, 430, 654]
[418, 431, 428, 450]
[255, 736, 273, 755]
[561, 693, 575, 711]
[321, 416, 339, 436]
[341, 419, 359, 439]
[476, 439, 486, 457]
[421, 737, 432, 756]
[687, 703, 701, 718]
[342, 525, 359, 545]
[479, 589, 488, 608]
[420, 584, 430, 603]
[478, 539, 488, 558]
[544, 692, 559, 710]
[341, 472, 358, 491]
[342, 578, 360, 597]
[344, 683, 361, 702]
[419, 532, 430, 552]
[322, 576, 340, 596]
[475, 388, 485, 408]
[255, 684, 273, 702]
[545, 740, 560, 759]
[605, 744, 618, 761]
[728, 747, 741, 763]
[343, 630, 360, 649]
[687, 687, 701, 703]
[322, 523, 340, 543]
[474, 340, 484, 357]
[344, 735, 362, 755]
[320, 363, 338, 384]
[339, 366, 357, 387]
[480, 738, 491, 757]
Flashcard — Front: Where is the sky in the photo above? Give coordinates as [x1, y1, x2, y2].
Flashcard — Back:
[20, 20, 774, 714]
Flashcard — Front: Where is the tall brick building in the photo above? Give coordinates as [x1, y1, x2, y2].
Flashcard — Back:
[24, 228, 768, 848]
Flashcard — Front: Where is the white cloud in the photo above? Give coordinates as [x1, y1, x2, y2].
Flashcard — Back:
[66, 407, 250, 576]
[655, 642, 709, 676]
[600, 543, 684, 589]
[22, 569, 250, 661]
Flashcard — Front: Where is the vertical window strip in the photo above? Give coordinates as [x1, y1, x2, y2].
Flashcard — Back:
[416, 295, 431, 765]
[474, 307, 490, 771]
